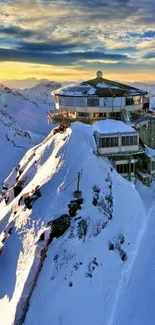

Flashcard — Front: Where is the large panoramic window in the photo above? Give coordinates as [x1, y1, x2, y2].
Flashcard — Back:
[126, 97, 134, 105]
[78, 112, 89, 117]
[114, 97, 122, 106]
[74, 97, 86, 107]
[59, 96, 65, 105]
[99, 137, 118, 147]
[66, 97, 74, 106]
[100, 98, 113, 107]
[121, 135, 138, 146]
[87, 97, 99, 106]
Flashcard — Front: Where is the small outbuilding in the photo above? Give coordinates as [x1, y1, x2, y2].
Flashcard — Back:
[93, 120, 142, 156]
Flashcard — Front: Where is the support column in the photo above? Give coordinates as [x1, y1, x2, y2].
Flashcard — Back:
[129, 156, 131, 181]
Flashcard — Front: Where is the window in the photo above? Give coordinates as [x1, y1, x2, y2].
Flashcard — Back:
[59, 96, 65, 105]
[121, 135, 138, 146]
[134, 96, 142, 105]
[129, 136, 138, 145]
[66, 97, 74, 106]
[122, 136, 130, 146]
[100, 98, 113, 107]
[114, 97, 121, 106]
[74, 97, 86, 107]
[93, 113, 106, 118]
[78, 112, 89, 117]
[99, 137, 118, 148]
[126, 97, 134, 105]
[87, 97, 99, 107]
[109, 112, 121, 120]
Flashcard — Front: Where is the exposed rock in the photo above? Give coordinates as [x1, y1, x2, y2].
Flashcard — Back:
[13, 182, 23, 197]
[68, 198, 84, 217]
[120, 250, 127, 262]
[108, 241, 114, 251]
[50, 214, 70, 239]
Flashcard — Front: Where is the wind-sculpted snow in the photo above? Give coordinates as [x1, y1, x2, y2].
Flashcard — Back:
[0, 121, 148, 325]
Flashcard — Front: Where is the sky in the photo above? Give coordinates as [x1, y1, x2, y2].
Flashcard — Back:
[0, 0, 155, 82]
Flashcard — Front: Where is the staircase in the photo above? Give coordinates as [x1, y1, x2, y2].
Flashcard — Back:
[121, 109, 131, 125]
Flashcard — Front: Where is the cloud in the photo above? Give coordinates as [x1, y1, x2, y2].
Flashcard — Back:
[0, 25, 34, 37]
[0, 47, 129, 66]
[143, 52, 155, 59]
[0, 0, 155, 78]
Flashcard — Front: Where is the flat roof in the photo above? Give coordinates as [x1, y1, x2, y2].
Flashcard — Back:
[93, 119, 137, 135]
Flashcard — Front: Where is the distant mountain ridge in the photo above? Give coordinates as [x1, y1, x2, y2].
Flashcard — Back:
[0, 78, 50, 90]
[0, 81, 61, 135]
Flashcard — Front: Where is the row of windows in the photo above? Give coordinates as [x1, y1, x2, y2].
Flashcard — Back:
[93, 113, 106, 118]
[99, 135, 138, 148]
[99, 137, 118, 147]
[56, 96, 143, 107]
[122, 136, 138, 146]
[116, 163, 135, 174]
[78, 112, 89, 117]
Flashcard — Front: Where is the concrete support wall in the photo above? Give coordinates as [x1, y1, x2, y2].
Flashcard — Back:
[139, 120, 155, 149]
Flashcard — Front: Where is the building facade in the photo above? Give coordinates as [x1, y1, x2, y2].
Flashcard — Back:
[49, 71, 149, 124]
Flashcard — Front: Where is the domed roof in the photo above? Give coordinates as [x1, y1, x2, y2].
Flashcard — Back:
[54, 72, 148, 97]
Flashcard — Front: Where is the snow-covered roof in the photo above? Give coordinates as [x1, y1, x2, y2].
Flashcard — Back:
[53, 72, 148, 98]
[93, 119, 137, 135]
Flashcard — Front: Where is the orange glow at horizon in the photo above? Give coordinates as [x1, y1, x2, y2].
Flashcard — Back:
[0, 62, 155, 83]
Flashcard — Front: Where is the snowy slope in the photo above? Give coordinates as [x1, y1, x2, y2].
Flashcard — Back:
[0, 84, 55, 135]
[21, 81, 61, 110]
[0, 109, 43, 185]
[0, 121, 149, 325]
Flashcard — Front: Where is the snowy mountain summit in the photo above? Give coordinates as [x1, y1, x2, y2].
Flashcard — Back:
[0, 121, 147, 325]
[0, 81, 61, 135]
[21, 81, 62, 109]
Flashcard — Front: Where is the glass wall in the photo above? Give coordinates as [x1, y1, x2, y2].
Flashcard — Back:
[100, 97, 113, 107]
[114, 97, 122, 106]
[74, 97, 87, 107]
[121, 135, 138, 146]
[99, 137, 118, 147]
[66, 97, 74, 106]
[59, 96, 66, 105]
[126, 97, 134, 105]
[87, 97, 99, 107]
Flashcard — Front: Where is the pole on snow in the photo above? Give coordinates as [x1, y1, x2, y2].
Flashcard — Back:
[74, 171, 82, 199]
